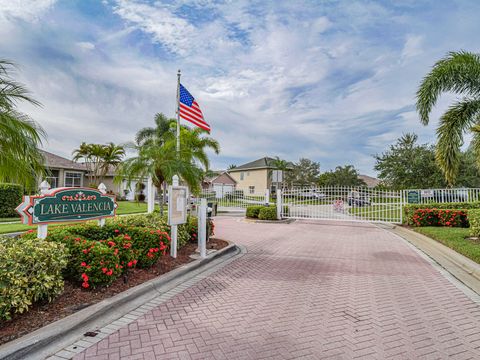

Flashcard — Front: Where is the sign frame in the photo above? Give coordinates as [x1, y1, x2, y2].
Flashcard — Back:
[16, 187, 117, 225]
[168, 185, 188, 226]
[407, 190, 420, 204]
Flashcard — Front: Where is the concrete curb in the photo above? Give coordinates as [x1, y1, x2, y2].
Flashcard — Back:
[243, 218, 295, 224]
[0, 242, 241, 360]
[385, 225, 480, 295]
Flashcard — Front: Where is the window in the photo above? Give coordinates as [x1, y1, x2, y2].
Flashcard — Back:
[45, 169, 59, 188]
[249, 186, 255, 194]
[64, 172, 82, 187]
[240, 172, 244, 180]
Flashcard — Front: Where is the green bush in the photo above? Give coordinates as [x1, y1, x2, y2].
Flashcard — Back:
[0, 236, 68, 320]
[258, 206, 277, 220]
[0, 183, 23, 218]
[469, 209, 480, 237]
[404, 202, 480, 222]
[246, 205, 264, 218]
[407, 208, 468, 227]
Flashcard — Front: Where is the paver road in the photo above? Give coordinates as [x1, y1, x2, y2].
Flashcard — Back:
[73, 218, 480, 359]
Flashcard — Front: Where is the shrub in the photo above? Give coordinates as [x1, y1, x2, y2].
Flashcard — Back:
[0, 236, 68, 320]
[258, 206, 277, 220]
[404, 202, 480, 222]
[407, 208, 468, 227]
[0, 183, 23, 218]
[469, 209, 480, 237]
[246, 205, 264, 218]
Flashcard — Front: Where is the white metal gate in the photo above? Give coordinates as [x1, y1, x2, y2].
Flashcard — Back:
[280, 187, 403, 224]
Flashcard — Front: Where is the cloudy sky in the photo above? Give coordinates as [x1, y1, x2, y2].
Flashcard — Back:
[0, 0, 478, 175]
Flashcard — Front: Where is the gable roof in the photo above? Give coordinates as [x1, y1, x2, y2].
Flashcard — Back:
[230, 157, 293, 171]
[204, 172, 237, 184]
[41, 150, 87, 171]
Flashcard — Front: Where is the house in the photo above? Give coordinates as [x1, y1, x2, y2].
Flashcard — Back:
[42, 150, 88, 188]
[40, 150, 148, 200]
[202, 172, 237, 197]
[228, 157, 292, 195]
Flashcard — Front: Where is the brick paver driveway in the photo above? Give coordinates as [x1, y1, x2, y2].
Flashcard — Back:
[73, 218, 480, 359]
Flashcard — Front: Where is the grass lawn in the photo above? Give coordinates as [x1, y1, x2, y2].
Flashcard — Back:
[348, 205, 402, 222]
[0, 201, 159, 235]
[414, 227, 480, 264]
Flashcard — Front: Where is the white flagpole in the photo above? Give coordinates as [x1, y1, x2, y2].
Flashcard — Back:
[176, 69, 181, 156]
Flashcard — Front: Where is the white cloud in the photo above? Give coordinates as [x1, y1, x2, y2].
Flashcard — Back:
[0, 0, 56, 22]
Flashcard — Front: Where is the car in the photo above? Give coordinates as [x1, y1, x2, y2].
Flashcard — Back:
[296, 191, 326, 200]
[347, 191, 371, 207]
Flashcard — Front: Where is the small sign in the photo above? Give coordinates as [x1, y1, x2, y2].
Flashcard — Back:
[16, 188, 117, 225]
[407, 190, 420, 204]
[168, 186, 187, 225]
[421, 189, 434, 198]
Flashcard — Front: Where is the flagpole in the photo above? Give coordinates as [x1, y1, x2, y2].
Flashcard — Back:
[176, 69, 181, 157]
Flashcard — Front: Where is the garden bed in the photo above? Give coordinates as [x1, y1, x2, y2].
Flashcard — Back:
[0, 238, 227, 346]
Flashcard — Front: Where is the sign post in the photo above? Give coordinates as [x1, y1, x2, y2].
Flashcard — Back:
[147, 175, 155, 214]
[198, 198, 207, 258]
[16, 183, 117, 238]
[168, 175, 187, 258]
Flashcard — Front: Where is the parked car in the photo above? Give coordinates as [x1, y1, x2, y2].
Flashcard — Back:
[296, 190, 326, 200]
[347, 191, 371, 207]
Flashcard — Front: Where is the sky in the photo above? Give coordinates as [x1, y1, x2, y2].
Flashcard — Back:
[0, 0, 479, 176]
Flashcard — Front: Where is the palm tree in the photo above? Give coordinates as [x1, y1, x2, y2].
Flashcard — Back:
[227, 164, 237, 170]
[72, 143, 106, 186]
[100, 142, 125, 182]
[416, 51, 480, 185]
[117, 113, 220, 214]
[0, 59, 45, 188]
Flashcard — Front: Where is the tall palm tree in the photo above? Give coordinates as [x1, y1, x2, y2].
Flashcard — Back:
[0, 59, 45, 188]
[117, 113, 220, 214]
[416, 51, 480, 185]
[100, 143, 125, 182]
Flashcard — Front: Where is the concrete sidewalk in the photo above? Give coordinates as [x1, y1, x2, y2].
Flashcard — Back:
[53, 218, 480, 359]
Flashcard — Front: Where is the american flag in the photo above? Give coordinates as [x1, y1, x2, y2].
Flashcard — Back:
[179, 84, 211, 132]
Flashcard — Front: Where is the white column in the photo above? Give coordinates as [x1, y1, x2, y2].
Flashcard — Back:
[198, 198, 207, 258]
[37, 180, 51, 239]
[276, 189, 282, 220]
[147, 175, 154, 214]
[98, 183, 107, 227]
[170, 175, 179, 258]
[265, 188, 270, 205]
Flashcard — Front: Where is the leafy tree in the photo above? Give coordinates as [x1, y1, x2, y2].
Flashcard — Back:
[416, 51, 480, 185]
[286, 158, 320, 186]
[374, 133, 445, 189]
[0, 59, 45, 187]
[100, 142, 126, 181]
[318, 165, 366, 187]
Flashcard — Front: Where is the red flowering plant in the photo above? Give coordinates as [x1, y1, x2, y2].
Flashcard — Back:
[71, 238, 121, 288]
[409, 208, 468, 227]
[105, 234, 139, 271]
[121, 227, 171, 268]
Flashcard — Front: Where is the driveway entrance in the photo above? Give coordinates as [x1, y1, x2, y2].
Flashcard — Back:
[70, 217, 480, 359]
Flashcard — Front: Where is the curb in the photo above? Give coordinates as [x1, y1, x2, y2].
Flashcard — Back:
[385, 225, 480, 295]
[242, 218, 295, 224]
[0, 242, 241, 360]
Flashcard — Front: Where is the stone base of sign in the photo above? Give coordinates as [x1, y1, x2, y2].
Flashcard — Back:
[0, 242, 242, 360]
[381, 224, 480, 295]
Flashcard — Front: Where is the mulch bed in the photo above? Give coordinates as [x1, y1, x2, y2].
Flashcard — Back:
[0, 238, 228, 346]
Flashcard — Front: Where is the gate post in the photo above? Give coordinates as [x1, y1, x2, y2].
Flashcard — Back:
[400, 190, 404, 224]
[37, 180, 51, 239]
[265, 188, 270, 205]
[276, 189, 282, 220]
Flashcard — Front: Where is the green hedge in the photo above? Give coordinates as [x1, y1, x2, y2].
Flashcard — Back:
[0, 236, 68, 320]
[469, 209, 480, 237]
[246, 205, 264, 218]
[258, 206, 277, 220]
[0, 183, 23, 218]
[404, 202, 480, 223]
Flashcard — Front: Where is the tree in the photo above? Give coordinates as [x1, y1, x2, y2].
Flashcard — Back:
[374, 133, 445, 189]
[117, 114, 219, 214]
[73, 142, 125, 186]
[318, 165, 366, 187]
[416, 51, 480, 185]
[0, 59, 45, 187]
[286, 158, 320, 186]
[227, 164, 237, 170]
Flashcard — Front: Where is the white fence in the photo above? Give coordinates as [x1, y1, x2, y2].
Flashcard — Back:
[193, 186, 480, 224]
[280, 187, 403, 223]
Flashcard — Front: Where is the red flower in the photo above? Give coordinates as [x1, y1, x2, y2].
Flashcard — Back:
[108, 241, 116, 247]
[82, 282, 89, 288]
[114, 229, 120, 233]
[127, 261, 133, 267]
[83, 249, 89, 254]
[81, 262, 87, 267]
[81, 273, 89, 281]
